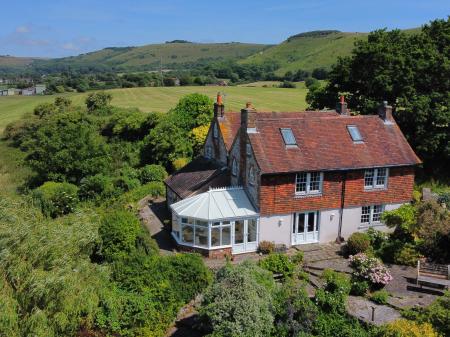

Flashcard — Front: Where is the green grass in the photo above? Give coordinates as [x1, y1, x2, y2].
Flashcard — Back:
[0, 85, 308, 132]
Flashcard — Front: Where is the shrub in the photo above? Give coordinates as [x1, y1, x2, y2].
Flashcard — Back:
[200, 263, 274, 337]
[259, 253, 295, 279]
[349, 253, 393, 287]
[382, 204, 417, 237]
[350, 278, 369, 296]
[31, 181, 79, 218]
[99, 210, 141, 261]
[291, 251, 304, 265]
[314, 312, 369, 337]
[322, 269, 351, 295]
[437, 192, 450, 208]
[279, 81, 296, 88]
[346, 232, 371, 255]
[315, 270, 351, 314]
[258, 240, 275, 254]
[394, 243, 421, 266]
[171, 157, 190, 171]
[85, 91, 112, 113]
[382, 319, 439, 337]
[140, 164, 168, 184]
[366, 227, 388, 251]
[79, 174, 117, 200]
[114, 166, 141, 192]
[370, 289, 389, 304]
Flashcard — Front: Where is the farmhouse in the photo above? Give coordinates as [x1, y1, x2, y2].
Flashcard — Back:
[165, 94, 421, 258]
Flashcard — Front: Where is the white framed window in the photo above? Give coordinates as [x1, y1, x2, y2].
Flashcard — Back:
[248, 166, 256, 185]
[295, 172, 323, 195]
[213, 123, 218, 138]
[175, 217, 232, 248]
[231, 158, 238, 176]
[246, 143, 252, 156]
[360, 204, 384, 226]
[364, 168, 388, 189]
[205, 145, 212, 158]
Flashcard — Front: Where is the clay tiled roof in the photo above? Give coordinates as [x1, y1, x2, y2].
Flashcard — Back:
[164, 156, 229, 199]
[248, 112, 421, 174]
[217, 112, 241, 150]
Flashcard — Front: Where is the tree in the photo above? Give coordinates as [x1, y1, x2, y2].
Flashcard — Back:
[307, 19, 450, 175]
[31, 181, 79, 218]
[85, 91, 112, 113]
[25, 112, 111, 184]
[170, 93, 213, 131]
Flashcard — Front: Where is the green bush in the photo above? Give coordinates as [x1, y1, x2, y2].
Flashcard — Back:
[99, 210, 142, 261]
[140, 164, 168, 183]
[258, 240, 275, 254]
[291, 251, 304, 265]
[350, 278, 369, 296]
[314, 312, 370, 337]
[259, 253, 295, 279]
[366, 227, 388, 251]
[114, 166, 141, 192]
[200, 262, 274, 337]
[370, 289, 389, 304]
[315, 270, 351, 314]
[31, 181, 79, 218]
[346, 232, 371, 255]
[79, 173, 118, 200]
[381, 319, 439, 337]
[393, 243, 421, 266]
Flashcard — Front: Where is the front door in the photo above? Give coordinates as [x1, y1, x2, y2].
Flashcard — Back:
[232, 218, 258, 254]
[292, 211, 319, 245]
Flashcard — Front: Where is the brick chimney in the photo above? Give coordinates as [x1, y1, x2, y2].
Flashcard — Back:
[336, 95, 348, 115]
[378, 101, 394, 124]
[241, 102, 257, 131]
[239, 102, 257, 185]
[213, 92, 225, 118]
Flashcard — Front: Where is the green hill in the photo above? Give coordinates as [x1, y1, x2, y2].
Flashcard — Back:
[32, 42, 271, 73]
[241, 30, 367, 75]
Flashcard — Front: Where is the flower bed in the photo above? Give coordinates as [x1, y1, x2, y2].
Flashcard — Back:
[349, 253, 393, 287]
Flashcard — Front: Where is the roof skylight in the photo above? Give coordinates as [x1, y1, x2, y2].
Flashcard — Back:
[347, 125, 363, 142]
[280, 128, 297, 146]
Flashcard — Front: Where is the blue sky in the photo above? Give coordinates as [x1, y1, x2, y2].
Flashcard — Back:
[0, 0, 448, 58]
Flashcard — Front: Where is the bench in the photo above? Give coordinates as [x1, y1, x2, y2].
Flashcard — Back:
[416, 260, 450, 290]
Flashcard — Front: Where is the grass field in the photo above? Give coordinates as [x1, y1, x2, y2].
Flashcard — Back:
[0, 85, 308, 131]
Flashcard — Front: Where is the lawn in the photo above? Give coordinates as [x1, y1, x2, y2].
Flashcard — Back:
[0, 85, 308, 132]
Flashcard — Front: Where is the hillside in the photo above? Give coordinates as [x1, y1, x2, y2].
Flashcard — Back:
[0, 55, 42, 74]
[241, 30, 367, 75]
[31, 42, 271, 73]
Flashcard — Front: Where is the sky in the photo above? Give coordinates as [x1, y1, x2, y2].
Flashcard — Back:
[0, 0, 448, 58]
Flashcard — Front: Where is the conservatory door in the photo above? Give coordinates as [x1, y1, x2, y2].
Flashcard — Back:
[292, 211, 319, 245]
[232, 218, 258, 254]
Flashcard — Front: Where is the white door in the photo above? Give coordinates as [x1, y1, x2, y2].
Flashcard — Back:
[292, 211, 319, 245]
[232, 218, 259, 254]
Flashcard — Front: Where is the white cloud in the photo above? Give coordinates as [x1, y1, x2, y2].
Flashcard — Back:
[15, 25, 31, 33]
[62, 42, 78, 50]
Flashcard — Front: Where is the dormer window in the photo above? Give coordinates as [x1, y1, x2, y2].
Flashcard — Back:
[232, 158, 238, 176]
[280, 128, 297, 146]
[364, 168, 388, 189]
[213, 123, 218, 138]
[347, 125, 363, 142]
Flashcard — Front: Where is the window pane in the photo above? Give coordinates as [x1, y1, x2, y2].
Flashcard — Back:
[196, 220, 208, 227]
[372, 205, 383, 222]
[364, 170, 374, 187]
[296, 173, 307, 193]
[195, 226, 208, 247]
[222, 221, 230, 225]
[361, 206, 370, 224]
[187, 218, 195, 225]
[307, 212, 315, 232]
[309, 172, 321, 192]
[280, 128, 297, 145]
[297, 213, 305, 233]
[347, 125, 363, 141]
[248, 219, 257, 243]
[173, 218, 180, 237]
[234, 220, 244, 244]
[221, 226, 231, 245]
[181, 217, 188, 224]
[182, 225, 194, 244]
[212, 221, 220, 226]
[376, 168, 387, 186]
[211, 227, 221, 247]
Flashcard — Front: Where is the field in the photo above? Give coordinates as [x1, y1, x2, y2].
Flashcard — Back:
[0, 85, 308, 131]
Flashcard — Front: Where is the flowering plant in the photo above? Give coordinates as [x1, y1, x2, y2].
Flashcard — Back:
[349, 253, 393, 286]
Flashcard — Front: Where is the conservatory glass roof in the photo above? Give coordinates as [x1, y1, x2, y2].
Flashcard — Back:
[170, 187, 258, 220]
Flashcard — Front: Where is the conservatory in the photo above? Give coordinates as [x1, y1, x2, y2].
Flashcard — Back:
[170, 187, 259, 255]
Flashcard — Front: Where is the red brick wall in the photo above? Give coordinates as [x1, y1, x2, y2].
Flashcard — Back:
[260, 167, 415, 216]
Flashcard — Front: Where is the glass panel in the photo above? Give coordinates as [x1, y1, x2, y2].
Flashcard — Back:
[309, 172, 321, 192]
[187, 218, 195, 225]
[222, 226, 231, 245]
[296, 173, 307, 193]
[181, 225, 194, 244]
[376, 168, 387, 186]
[173, 218, 180, 238]
[347, 125, 363, 141]
[181, 217, 188, 224]
[364, 170, 374, 187]
[307, 212, 315, 232]
[297, 213, 305, 233]
[222, 221, 230, 225]
[372, 205, 383, 223]
[361, 206, 370, 224]
[247, 219, 257, 243]
[211, 227, 221, 247]
[234, 220, 244, 244]
[196, 220, 208, 227]
[212, 221, 221, 226]
[280, 128, 297, 145]
[195, 226, 208, 247]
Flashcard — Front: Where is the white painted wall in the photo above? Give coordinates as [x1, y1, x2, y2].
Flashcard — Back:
[340, 202, 405, 239]
[259, 214, 293, 246]
[319, 209, 340, 243]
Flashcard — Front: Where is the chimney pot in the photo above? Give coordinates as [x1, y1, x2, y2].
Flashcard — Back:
[214, 92, 225, 118]
[337, 96, 348, 115]
[378, 101, 394, 123]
